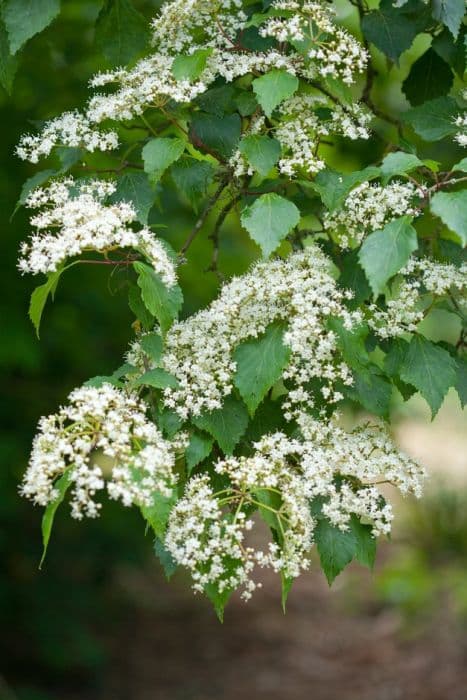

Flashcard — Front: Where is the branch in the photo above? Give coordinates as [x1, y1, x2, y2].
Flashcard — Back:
[179, 180, 228, 256]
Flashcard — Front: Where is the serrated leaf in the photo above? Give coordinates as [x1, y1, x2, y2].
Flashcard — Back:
[95, 0, 149, 67]
[233, 323, 291, 416]
[142, 137, 186, 185]
[252, 69, 298, 117]
[431, 0, 465, 39]
[314, 518, 357, 585]
[238, 135, 281, 177]
[3, 0, 60, 53]
[400, 335, 458, 416]
[240, 193, 300, 257]
[383, 337, 410, 377]
[328, 319, 370, 369]
[13, 169, 56, 218]
[380, 152, 423, 184]
[128, 283, 155, 331]
[185, 432, 214, 474]
[193, 394, 249, 455]
[0, 17, 17, 92]
[40, 469, 73, 568]
[139, 332, 163, 363]
[338, 250, 372, 306]
[170, 157, 214, 211]
[133, 367, 179, 389]
[110, 172, 155, 225]
[190, 112, 241, 160]
[359, 216, 418, 297]
[313, 167, 381, 211]
[141, 490, 177, 540]
[402, 48, 453, 106]
[349, 516, 377, 569]
[154, 537, 178, 580]
[430, 190, 467, 246]
[402, 96, 459, 141]
[348, 365, 392, 417]
[361, 0, 430, 62]
[456, 356, 467, 408]
[29, 267, 64, 338]
[172, 48, 212, 81]
[134, 261, 183, 335]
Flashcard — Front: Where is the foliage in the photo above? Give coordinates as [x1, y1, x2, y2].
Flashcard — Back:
[5, 0, 467, 619]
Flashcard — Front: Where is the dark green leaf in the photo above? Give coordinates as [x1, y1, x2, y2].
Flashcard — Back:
[402, 48, 453, 106]
[193, 394, 249, 455]
[185, 432, 214, 474]
[139, 332, 163, 363]
[0, 17, 17, 92]
[95, 0, 149, 67]
[402, 96, 459, 141]
[154, 536, 178, 580]
[110, 172, 155, 225]
[141, 490, 177, 539]
[361, 0, 430, 62]
[170, 157, 215, 211]
[40, 469, 73, 568]
[134, 261, 183, 335]
[190, 112, 241, 160]
[455, 356, 467, 408]
[314, 518, 357, 585]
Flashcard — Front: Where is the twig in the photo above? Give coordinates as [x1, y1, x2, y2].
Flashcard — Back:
[205, 194, 241, 280]
[179, 181, 228, 256]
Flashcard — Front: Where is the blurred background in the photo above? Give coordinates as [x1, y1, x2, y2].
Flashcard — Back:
[1, 2, 466, 699]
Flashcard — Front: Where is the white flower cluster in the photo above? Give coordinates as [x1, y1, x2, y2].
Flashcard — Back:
[165, 414, 423, 599]
[260, 1, 368, 84]
[323, 180, 421, 248]
[369, 258, 467, 339]
[19, 178, 177, 287]
[16, 111, 118, 163]
[160, 246, 358, 420]
[20, 384, 177, 519]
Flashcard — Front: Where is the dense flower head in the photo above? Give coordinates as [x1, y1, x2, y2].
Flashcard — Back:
[20, 384, 178, 519]
[19, 177, 177, 286]
[160, 245, 358, 420]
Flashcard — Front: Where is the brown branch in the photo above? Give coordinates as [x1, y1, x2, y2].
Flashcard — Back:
[179, 180, 228, 256]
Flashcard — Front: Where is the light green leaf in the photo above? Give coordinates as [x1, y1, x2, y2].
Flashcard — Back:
[128, 283, 155, 331]
[359, 216, 418, 296]
[29, 267, 64, 338]
[402, 96, 459, 141]
[95, 0, 149, 67]
[133, 367, 179, 389]
[456, 356, 467, 408]
[142, 137, 186, 185]
[3, 0, 60, 53]
[380, 152, 423, 183]
[185, 432, 214, 474]
[400, 335, 458, 416]
[40, 469, 73, 568]
[134, 261, 183, 335]
[139, 332, 163, 363]
[452, 157, 467, 172]
[252, 69, 298, 117]
[193, 394, 249, 455]
[313, 167, 381, 211]
[110, 172, 155, 225]
[141, 490, 178, 540]
[430, 190, 467, 246]
[314, 518, 357, 585]
[238, 135, 281, 177]
[172, 48, 212, 81]
[431, 0, 465, 39]
[234, 323, 291, 416]
[154, 537, 178, 580]
[241, 193, 300, 257]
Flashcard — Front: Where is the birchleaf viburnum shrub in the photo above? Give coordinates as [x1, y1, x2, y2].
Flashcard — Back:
[10, 0, 466, 618]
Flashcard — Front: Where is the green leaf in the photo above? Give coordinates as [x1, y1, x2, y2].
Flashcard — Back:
[193, 394, 249, 455]
[134, 261, 183, 335]
[431, 0, 465, 39]
[2, 0, 60, 53]
[154, 537, 178, 580]
[348, 365, 392, 417]
[361, 0, 430, 62]
[128, 283, 155, 331]
[452, 157, 467, 172]
[281, 573, 294, 612]
[141, 490, 177, 540]
[383, 337, 410, 377]
[430, 190, 467, 246]
[313, 167, 381, 211]
[338, 250, 372, 306]
[13, 169, 56, 218]
[185, 432, 214, 474]
[455, 356, 467, 408]
[139, 332, 163, 363]
[402, 48, 453, 106]
[233, 323, 291, 416]
[195, 85, 236, 116]
[0, 17, 17, 92]
[399, 335, 458, 416]
[240, 193, 300, 257]
[40, 469, 73, 568]
[170, 157, 215, 211]
[110, 173, 155, 225]
[349, 516, 377, 570]
[380, 152, 423, 184]
[204, 581, 234, 622]
[359, 216, 418, 297]
[133, 367, 179, 389]
[95, 0, 149, 67]
[189, 112, 241, 160]
[402, 96, 459, 141]
[238, 135, 281, 177]
[142, 137, 186, 185]
[29, 267, 64, 338]
[328, 319, 370, 369]
[432, 25, 466, 77]
[172, 48, 212, 81]
[252, 69, 298, 117]
[314, 518, 357, 585]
